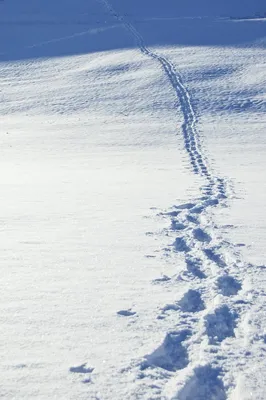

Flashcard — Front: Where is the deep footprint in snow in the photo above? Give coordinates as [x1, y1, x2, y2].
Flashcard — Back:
[142, 330, 191, 372]
[173, 237, 190, 252]
[190, 205, 205, 214]
[186, 214, 199, 224]
[185, 257, 207, 279]
[204, 248, 226, 268]
[205, 305, 237, 344]
[193, 228, 212, 243]
[69, 364, 94, 374]
[217, 275, 242, 296]
[179, 289, 205, 313]
[177, 365, 226, 400]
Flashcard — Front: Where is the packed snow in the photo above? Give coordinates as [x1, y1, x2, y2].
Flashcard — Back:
[0, 0, 266, 399]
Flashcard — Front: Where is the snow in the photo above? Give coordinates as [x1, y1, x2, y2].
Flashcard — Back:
[0, 0, 266, 399]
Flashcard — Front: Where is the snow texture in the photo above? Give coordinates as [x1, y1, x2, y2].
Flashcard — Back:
[0, 0, 266, 399]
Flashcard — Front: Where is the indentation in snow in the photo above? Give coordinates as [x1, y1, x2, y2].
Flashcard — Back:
[176, 365, 226, 400]
[185, 257, 207, 279]
[205, 305, 237, 343]
[117, 309, 136, 317]
[217, 275, 242, 296]
[171, 220, 186, 231]
[69, 364, 94, 374]
[143, 330, 191, 372]
[193, 228, 212, 243]
[175, 203, 196, 210]
[173, 237, 190, 252]
[204, 248, 226, 267]
[152, 275, 171, 283]
[179, 289, 205, 313]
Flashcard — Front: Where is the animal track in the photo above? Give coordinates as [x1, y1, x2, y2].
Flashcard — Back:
[205, 305, 237, 344]
[143, 330, 191, 372]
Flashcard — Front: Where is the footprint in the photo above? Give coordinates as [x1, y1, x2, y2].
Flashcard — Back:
[82, 378, 92, 384]
[204, 248, 226, 268]
[171, 221, 186, 231]
[190, 205, 205, 214]
[175, 203, 196, 210]
[142, 330, 191, 372]
[177, 365, 226, 400]
[163, 210, 181, 217]
[117, 309, 136, 317]
[201, 185, 214, 195]
[162, 303, 178, 313]
[179, 289, 205, 313]
[203, 198, 219, 207]
[204, 305, 237, 344]
[186, 257, 207, 279]
[186, 214, 199, 224]
[193, 228, 212, 243]
[217, 275, 242, 296]
[69, 364, 94, 374]
[152, 275, 171, 283]
[173, 237, 190, 252]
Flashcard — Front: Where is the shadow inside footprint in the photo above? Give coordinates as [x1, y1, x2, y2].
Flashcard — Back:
[204, 248, 226, 268]
[186, 258, 207, 279]
[174, 237, 190, 252]
[193, 228, 212, 243]
[175, 203, 195, 210]
[143, 330, 191, 372]
[153, 275, 171, 283]
[205, 305, 237, 344]
[177, 365, 226, 400]
[217, 275, 242, 296]
[179, 289, 205, 313]
[171, 221, 186, 231]
[117, 309, 136, 317]
[69, 364, 94, 374]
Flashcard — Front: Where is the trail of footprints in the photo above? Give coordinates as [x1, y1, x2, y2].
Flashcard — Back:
[69, 1, 253, 398]
[140, 192, 245, 399]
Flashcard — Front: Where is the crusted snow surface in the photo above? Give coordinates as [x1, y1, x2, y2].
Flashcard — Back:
[0, 0, 266, 399]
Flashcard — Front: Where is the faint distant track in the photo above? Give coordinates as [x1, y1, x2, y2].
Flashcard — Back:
[99, 0, 227, 199]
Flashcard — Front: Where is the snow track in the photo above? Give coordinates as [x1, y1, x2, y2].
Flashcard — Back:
[96, 1, 257, 398]
[100, 0, 227, 201]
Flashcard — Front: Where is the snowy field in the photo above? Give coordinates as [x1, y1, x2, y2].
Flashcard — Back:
[0, 0, 266, 399]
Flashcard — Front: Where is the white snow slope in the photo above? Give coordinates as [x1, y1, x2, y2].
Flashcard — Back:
[0, 0, 266, 399]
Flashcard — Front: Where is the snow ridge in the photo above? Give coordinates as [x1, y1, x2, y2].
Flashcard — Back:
[97, 1, 256, 398]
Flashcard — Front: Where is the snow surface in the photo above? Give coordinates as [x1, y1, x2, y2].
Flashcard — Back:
[0, 0, 266, 399]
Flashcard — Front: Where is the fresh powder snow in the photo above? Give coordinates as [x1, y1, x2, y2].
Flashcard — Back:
[0, 0, 266, 399]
